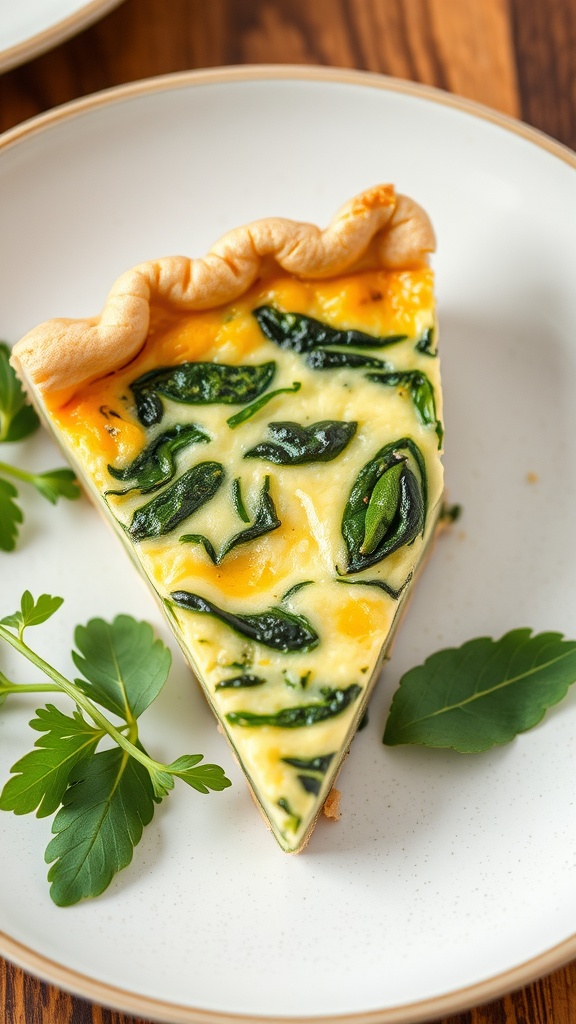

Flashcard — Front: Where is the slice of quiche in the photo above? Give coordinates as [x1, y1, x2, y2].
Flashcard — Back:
[11, 185, 443, 853]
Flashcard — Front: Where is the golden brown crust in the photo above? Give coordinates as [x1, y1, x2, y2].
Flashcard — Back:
[11, 184, 435, 397]
[323, 789, 342, 821]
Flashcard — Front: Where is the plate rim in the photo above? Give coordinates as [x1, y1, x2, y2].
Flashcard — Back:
[0, 0, 124, 74]
[1, 63, 576, 1024]
[1, 62, 575, 169]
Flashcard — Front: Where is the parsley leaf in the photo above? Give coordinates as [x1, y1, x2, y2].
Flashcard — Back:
[0, 593, 232, 904]
[0, 705, 102, 818]
[0, 463, 81, 549]
[384, 630, 576, 752]
[166, 754, 233, 793]
[72, 615, 171, 721]
[0, 591, 64, 636]
[0, 342, 80, 550]
[0, 478, 23, 551]
[31, 468, 80, 505]
[46, 747, 156, 906]
[0, 343, 39, 443]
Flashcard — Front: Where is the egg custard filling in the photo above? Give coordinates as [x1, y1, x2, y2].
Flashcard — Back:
[11, 185, 444, 852]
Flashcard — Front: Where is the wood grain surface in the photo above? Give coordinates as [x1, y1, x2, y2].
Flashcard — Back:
[1, 1, 575, 1023]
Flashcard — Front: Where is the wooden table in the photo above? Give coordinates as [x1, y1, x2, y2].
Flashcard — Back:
[1, 1, 575, 1022]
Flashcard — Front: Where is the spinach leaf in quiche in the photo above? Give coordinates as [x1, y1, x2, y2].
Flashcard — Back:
[215, 674, 266, 690]
[107, 423, 210, 495]
[365, 370, 443, 446]
[128, 462, 224, 540]
[341, 438, 426, 574]
[335, 574, 412, 601]
[280, 753, 336, 772]
[281, 752, 336, 795]
[231, 477, 250, 522]
[226, 382, 301, 428]
[277, 797, 301, 831]
[253, 306, 406, 353]
[415, 326, 437, 356]
[244, 420, 357, 465]
[226, 684, 361, 727]
[130, 362, 276, 426]
[305, 350, 392, 371]
[170, 591, 320, 653]
[180, 475, 281, 563]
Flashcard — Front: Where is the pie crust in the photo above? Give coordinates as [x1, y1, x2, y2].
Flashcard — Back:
[11, 185, 434, 397]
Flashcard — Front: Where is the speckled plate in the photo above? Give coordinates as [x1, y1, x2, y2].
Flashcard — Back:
[1, 67, 576, 1024]
[0, 0, 123, 73]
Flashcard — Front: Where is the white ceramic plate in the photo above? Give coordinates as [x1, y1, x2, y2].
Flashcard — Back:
[0, 0, 123, 73]
[1, 67, 576, 1024]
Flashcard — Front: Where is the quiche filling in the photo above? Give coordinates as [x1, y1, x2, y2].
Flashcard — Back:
[12, 187, 444, 852]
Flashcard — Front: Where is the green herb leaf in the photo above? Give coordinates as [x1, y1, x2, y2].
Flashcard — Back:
[128, 461, 224, 540]
[164, 755, 232, 794]
[226, 382, 301, 429]
[171, 590, 320, 653]
[0, 462, 80, 515]
[253, 306, 406, 352]
[130, 361, 276, 426]
[0, 591, 64, 634]
[0, 596, 231, 904]
[0, 343, 40, 443]
[226, 684, 361, 728]
[0, 478, 23, 552]
[0, 705, 102, 818]
[383, 630, 576, 752]
[45, 747, 156, 906]
[72, 615, 171, 721]
[107, 423, 210, 495]
[245, 420, 357, 464]
[440, 502, 463, 524]
[30, 468, 81, 505]
[0, 345, 79, 551]
[341, 438, 426, 575]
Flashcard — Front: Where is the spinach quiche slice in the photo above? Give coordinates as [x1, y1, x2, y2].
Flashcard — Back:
[12, 185, 444, 853]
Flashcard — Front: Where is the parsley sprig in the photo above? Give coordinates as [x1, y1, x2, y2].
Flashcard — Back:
[0, 591, 231, 905]
[0, 343, 80, 551]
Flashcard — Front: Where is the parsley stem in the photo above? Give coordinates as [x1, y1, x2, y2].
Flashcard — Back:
[0, 682, 61, 694]
[0, 624, 176, 783]
[0, 460, 36, 486]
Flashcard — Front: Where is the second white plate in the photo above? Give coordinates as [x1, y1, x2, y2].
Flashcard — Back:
[0, 0, 124, 73]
